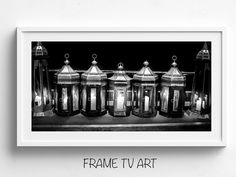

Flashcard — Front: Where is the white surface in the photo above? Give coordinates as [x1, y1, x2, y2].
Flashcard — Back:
[17, 28, 224, 146]
[0, 0, 235, 176]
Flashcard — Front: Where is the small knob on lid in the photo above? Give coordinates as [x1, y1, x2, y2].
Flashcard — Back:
[92, 53, 98, 65]
[118, 62, 124, 70]
[203, 42, 208, 50]
[144, 60, 149, 67]
[64, 53, 70, 65]
[172, 55, 177, 67]
[36, 41, 43, 50]
[37, 41, 42, 46]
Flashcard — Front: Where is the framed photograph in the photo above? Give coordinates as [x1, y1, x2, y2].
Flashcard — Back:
[17, 27, 226, 146]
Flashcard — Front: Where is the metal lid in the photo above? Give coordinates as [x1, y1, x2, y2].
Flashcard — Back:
[196, 42, 210, 60]
[32, 42, 48, 58]
[108, 62, 132, 83]
[55, 53, 80, 84]
[81, 54, 107, 81]
[161, 55, 185, 86]
[133, 60, 157, 81]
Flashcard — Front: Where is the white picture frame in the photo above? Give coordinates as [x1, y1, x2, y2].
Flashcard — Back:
[17, 27, 226, 147]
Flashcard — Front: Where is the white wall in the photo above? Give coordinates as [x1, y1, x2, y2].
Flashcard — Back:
[1, 0, 236, 176]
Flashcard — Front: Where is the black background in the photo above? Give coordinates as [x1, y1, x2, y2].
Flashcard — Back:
[32, 41, 211, 72]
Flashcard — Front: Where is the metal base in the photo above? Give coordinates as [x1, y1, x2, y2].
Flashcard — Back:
[55, 110, 80, 117]
[132, 110, 157, 118]
[159, 111, 183, 118]
[191, 108, 210, 116]
[109, 111, 131, 117]
[81, 110, 107, 117]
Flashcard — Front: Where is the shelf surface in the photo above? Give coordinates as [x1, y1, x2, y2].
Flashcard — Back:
[32, 111, 211, 131]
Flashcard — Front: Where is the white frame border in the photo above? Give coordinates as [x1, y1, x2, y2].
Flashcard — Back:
[17, 27, 226, 147]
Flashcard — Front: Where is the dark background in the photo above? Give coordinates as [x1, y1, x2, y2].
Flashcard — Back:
[32, 41, 211, 72]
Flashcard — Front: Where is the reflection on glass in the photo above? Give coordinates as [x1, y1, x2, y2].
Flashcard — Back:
[90, 88, 96, 110]
[133, 86, 138, 108]
[82, 87, 86, 110]
[34, 92, 42, 106]
[173, 90, 179, 111]
[34, 67, 41, 107]
[144, 90, 150, 112]
[157, 90, 161, 107]
[116, 89, 125, 110]
[101, 87, 106, 110]
[55, 88, 58, 110]
[144, 95, 149, 111]
[196, 97, 202, 111]
[127, 90, 132, 107]
[42, 65, 49, 105]
[192, 92, 199, 107]
[107, 90, 114, 106]
[43, 88, 48, 105]
[203, 94, 208, 109]
[161, 87, 169, 112]
[192, 92, 209, 112]
[72, 85, 79, 111]
[133, 90, 137, 107]
[62, 88, 68, 110]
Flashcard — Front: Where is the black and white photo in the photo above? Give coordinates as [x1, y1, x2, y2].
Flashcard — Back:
[32, 41, 211, 131]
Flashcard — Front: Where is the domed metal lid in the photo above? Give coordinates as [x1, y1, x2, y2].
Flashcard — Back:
[81, 54, 107, 81]
[108, 62, 132, 83]
[133, 61, 157, 81]
[55, 53, 80, 84]
[161, 55, 185, 86]
[32, 42, 48, 58]
[196, 42, 210, 60]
